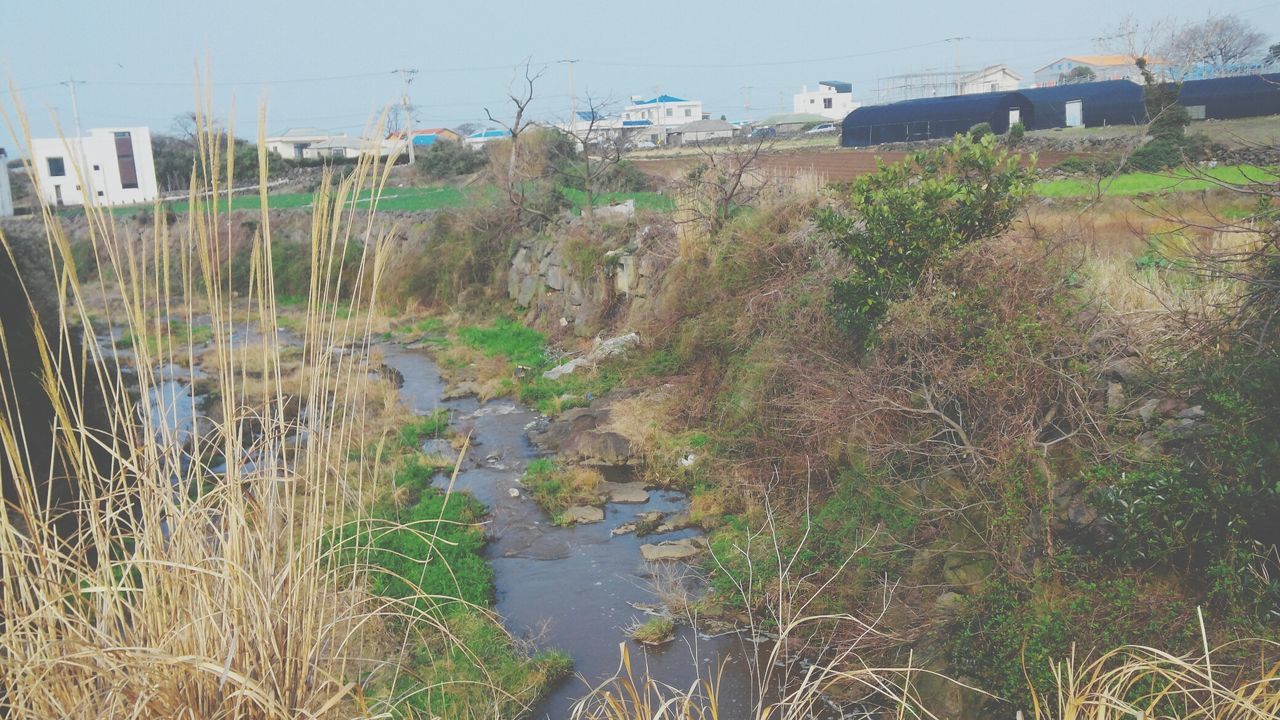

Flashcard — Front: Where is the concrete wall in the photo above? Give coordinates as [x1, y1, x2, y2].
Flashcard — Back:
[29, 127, 158, 207]
[0, 151, 13, 217]
[792, 86, 859, 120]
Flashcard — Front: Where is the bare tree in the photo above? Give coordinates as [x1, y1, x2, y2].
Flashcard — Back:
[485, 60, 546, 219]
[556, 94, 629, 224]
[1160, 13, 1269, 74]
[677, 134, 772, 233]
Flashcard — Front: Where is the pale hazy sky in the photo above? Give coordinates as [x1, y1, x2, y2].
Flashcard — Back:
[3, 0, 1278, 152]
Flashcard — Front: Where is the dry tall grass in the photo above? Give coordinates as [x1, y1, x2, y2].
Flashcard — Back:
[0, 92, 497, 718]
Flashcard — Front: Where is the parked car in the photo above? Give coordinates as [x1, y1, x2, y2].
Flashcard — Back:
[804, 123, 837, 134]
[749, 126, 776, 139]
[632, 140, 657, 150]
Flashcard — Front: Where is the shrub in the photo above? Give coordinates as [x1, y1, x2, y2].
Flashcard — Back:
[818, 133, 1036, 344]
[417, 140, 487, 180]
[1007, 121, 1025, 144]
[968, 122, 993, 140]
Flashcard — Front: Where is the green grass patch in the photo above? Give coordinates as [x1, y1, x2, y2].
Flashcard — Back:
[520, 458, 603, 520]
[457, 317, 548, 368]
[396, 408, 450, 450]
[1036, 164, 1278, 198]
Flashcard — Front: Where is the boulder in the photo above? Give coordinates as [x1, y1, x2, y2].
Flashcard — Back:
[612, 510, 665, 536]
[421, 439, 460, 467]
[567, 430, 634, 466]
[1104, 356, 1144, 384]
[601, 481, 650, 504]
[640, 537, 707, 562]
[942, 552, 993, 590]
[563, 505, 605, 524]
[654, 512, 695, 535]
[515, 274, 540, 308]
[1106, 382, 1125, 412]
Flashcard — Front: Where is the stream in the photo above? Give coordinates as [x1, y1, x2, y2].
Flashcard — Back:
[116, 326, 766, 718]
[380, 345, 763, 719]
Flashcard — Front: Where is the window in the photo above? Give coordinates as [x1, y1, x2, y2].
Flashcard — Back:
[47, 157, 66, 177]
[92, 164, 100, 171]
[684, 108, 692, 116]
[666, 108, 673, 117]
[823, 97, 833, 109]
[97, 190, 104, 197]
[114, 131, 139, 189]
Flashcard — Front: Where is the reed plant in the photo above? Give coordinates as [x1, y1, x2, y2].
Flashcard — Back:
[0, 86, 514, 718]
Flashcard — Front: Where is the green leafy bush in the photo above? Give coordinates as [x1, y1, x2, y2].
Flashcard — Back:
[1007, 121, 1025, 144]
[968, 122, 993, 140]
[417, 140, 488, 180]
[818, 133, 1035, 344]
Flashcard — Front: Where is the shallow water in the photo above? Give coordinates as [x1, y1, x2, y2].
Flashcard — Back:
[380, 345, 763, 719]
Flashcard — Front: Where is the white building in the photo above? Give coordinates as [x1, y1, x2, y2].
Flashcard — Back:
[1033, 55, 1148, 88]
[30, 127, 158, 208]
[792, 81, 860, 120]
[620, 95, 705, 144]
[0, 148, 13, 217]
[301, 136, 397, 160]
[957, 65, 1023, 95]
[264, 128, 337, 160]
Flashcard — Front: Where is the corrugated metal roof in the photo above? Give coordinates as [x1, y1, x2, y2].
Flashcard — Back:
[1035, 55, 1139, 73]
[819, 80, 853, 93]
[673, 119, 734, 133]
[841, 90, 1035, 147]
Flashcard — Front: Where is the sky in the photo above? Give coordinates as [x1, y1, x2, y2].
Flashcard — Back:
[2, 0, 1279, 153]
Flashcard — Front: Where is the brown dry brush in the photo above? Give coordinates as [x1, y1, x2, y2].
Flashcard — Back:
[0, 94, 511, 718]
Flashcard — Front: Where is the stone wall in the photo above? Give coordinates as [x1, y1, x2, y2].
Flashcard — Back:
[507, 222, 673, 336]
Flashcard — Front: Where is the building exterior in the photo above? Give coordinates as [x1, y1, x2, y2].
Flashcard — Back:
[957, 65, 1023, 95]
[264, 128, 336, 160]
[1033, 55, 1146, 88]
[302, 136, 396, 160]
[1021, 80, 1146, 129]
[620, 95, 705, 143]
[667, 118, 736, 145]
[841, 91, 1034, 147]
[792, 81, 860, 120]
[407, 127, 463, 146]
[0, 148, 13, 217]
[1177, 73, 1280, 120]
[29, 127, 158, 208]
[465, 129, 510, 148]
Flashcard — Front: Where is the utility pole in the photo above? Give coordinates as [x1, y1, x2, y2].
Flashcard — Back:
[947, 36, 970, 93]
[556, 59, 579, 127]
[741, 85, 752, 122]
[60, 76, 92, 201]
[397, 67, 418, 163]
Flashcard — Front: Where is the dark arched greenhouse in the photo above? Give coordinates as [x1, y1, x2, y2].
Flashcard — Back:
[1021, 80, 1147, 129]
[840, 91, 1034, 148]
[1176, 73, 1280, 120]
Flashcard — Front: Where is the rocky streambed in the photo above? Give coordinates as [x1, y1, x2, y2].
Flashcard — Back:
[380, 345, 763, 719]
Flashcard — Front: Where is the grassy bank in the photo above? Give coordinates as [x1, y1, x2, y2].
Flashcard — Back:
[1036, 164, 1278, 197]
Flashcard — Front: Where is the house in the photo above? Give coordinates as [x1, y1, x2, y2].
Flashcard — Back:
[301, 136, 395, 160]
[841, 91, 1034, 147]
[957, 65, 1023, 95]
[0, 148, 13, 217]
[1033, 55, 1148, 88]
[406, 127, 463, 146]
[465, 129, 510, 148]
[792, 81, 861, 121]
[264, 128, 338, 160]
[667, 118, 736, 145]
[29, 127, 158, 207]
[620, 94, 705, 143]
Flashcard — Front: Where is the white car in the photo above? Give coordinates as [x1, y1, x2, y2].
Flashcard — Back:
[804, 123, 837, 134]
